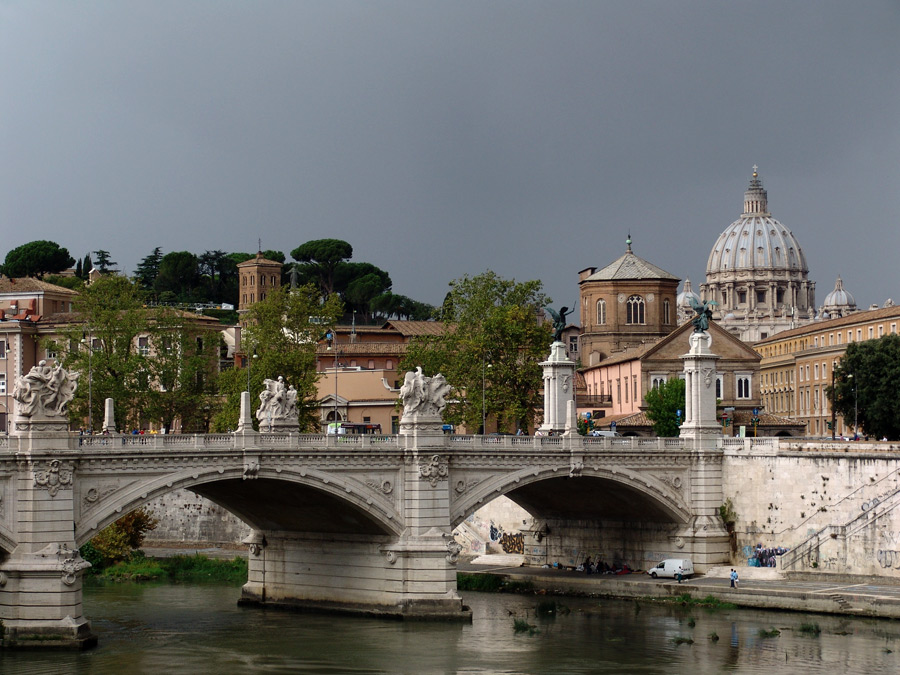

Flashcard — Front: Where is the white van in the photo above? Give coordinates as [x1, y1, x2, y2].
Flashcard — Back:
[648, 559, 694, 579]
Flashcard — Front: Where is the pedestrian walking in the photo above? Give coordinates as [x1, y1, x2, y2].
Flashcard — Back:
[676, 566, 683, 583]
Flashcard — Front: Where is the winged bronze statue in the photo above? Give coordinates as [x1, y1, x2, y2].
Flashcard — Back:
[688, 296, 718, 333]
[545, 305, 572, 342]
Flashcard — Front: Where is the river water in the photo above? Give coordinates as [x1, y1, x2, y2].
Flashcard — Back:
[2, 582, 899, 674]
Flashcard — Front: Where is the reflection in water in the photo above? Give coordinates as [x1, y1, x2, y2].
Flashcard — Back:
[1, 583, 899, 674]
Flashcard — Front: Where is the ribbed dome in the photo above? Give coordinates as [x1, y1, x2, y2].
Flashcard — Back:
[706, 169, 808, 277]
[823, 276, 856, 310]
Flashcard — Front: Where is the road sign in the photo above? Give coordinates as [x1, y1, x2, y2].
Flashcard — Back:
[753, 408, 759, 416]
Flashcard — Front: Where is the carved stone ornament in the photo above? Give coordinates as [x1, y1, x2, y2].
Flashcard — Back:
[84, 485, 118, 507]
[657, 473, 684, 491]
[385, 550, 397, 565]
[400, 367, 451, 418]
[37, 543, 90, 586]
[418, 454, 449, 487]
[446, 539, 463, 564]
[34, 460, 73, 497]
[701, 367, 714, 388]
[13, 360, 79, 418]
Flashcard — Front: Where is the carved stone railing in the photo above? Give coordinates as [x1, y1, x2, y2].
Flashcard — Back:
[0, 432, 827, 455]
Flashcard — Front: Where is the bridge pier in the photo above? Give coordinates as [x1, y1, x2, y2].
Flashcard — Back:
[0, 429, 96, 649]
[238, 401, 470, 620]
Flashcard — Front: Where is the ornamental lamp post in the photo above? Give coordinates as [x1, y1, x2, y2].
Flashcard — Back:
[830, 362, 837, 441]
[81, 332, 93, 433]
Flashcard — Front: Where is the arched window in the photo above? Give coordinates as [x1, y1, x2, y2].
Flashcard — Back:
[664, 299, 671, 324]
[737, 377, 751, 399]
[626, 296, 644, 324]
[715, 376, 722, 399]
[596, 299, 606, 325]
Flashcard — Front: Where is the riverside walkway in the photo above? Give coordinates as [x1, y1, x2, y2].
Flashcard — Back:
[458, 560, 900, 620]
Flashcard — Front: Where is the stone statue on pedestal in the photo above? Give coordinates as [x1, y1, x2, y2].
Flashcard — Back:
[256, 376, 299, 430]
[399, 367, 450, 418]
[13, 360, 79, 418]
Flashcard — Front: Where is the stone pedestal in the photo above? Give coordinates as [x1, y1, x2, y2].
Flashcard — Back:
[539, 342, 576, 435]
[0, 446, 97, 649]
[678, 331, 729, 570]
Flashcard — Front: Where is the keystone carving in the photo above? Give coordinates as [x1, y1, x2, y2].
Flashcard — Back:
[243, 457, 260, 480]
[569, 460, 583, 478]
[34, 460, 73, 497]
[418, 455, 448, 487]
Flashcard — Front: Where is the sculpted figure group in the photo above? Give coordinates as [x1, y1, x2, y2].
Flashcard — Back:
[13, 360, 79, 418]
[256, 376, 299, 423]
[400, 367, 451, 418]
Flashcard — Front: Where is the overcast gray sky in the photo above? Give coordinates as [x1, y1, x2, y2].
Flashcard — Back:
[2, 1, 898, 311]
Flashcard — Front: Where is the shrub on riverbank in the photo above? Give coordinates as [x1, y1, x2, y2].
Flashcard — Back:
[457, 573, 534, 593]
[88, 553, 248, 585]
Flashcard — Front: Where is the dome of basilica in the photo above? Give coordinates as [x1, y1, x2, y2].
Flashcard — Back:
[700, 167, 816, 342]
[706, 168, 808, 277]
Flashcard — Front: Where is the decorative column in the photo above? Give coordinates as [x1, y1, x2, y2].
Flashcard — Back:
[678, 331, 729, 570]
[538, 342, 576, 435]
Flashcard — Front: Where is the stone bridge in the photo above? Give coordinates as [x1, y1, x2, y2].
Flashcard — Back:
[0, 422, 727, 648]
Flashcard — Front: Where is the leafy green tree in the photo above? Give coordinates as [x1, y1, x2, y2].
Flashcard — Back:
[58, 276, 220, 432]
[44, 274, 85, 292]
[82, 508, 159, 568]
[75, 258, 83, 279]
[83, 253, 93, 279]
[93, 249, 117, 273]
[290, 239, 353, 296]
[400, 271, 550, 433]
[830, 334, 900, 440]
[0, 240, 75, 279]
[134, 247, 164, 290]
[141, 310, 222, 432]
[154, 251, 201, 301]
[213, 284, 344, 432]
[644, 377, 686, 437]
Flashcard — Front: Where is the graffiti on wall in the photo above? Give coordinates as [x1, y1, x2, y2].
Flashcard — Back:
[499, 532, 525, 555]
[877, 550, 900, 570]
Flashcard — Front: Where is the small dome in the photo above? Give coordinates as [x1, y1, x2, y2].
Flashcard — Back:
[823, 276, 856, 313]
[676, 278, 700, 308]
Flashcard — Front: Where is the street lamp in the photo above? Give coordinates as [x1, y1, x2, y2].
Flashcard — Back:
[830, 362, 836, 441]
[81, 332, 93, 433]
[481, 358, 491, 435]
[245, 347, 257, 392]
[847, 373, 858, 439]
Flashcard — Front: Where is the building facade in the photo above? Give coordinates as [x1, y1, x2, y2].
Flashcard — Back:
[755, 305, 900, 437]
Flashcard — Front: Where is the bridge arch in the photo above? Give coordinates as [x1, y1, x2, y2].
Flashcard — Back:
[451, 465, 691, 530]
[75, 467, 403, 548]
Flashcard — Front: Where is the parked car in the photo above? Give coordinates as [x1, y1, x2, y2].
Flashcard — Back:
[648, 559, 694, 579]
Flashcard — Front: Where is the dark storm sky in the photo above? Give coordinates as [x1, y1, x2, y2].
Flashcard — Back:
[2, 1, 898, 310]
